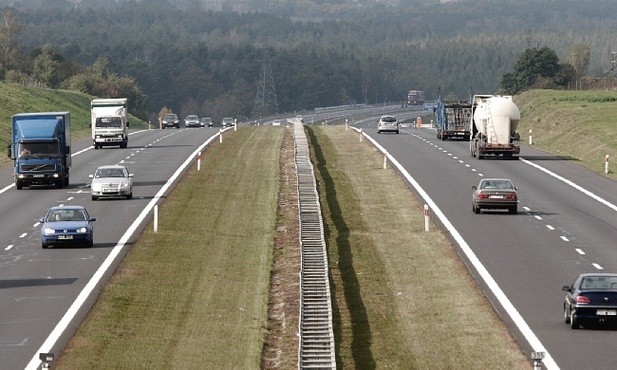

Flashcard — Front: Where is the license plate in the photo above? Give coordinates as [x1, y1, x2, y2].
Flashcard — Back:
[58, 235, 73, 240]
[490, 195, 504, 199]
[33, 174, 45, 178]
[596, 309, 616, 315]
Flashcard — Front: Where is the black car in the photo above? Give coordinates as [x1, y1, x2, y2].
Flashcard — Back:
[161, 113, 180, 129]
[563, 273, 617, 329]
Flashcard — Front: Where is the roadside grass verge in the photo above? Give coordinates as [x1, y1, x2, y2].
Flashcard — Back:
[306, 125, 529, 369]
[56, 127, 282, 368]
[516, 89, 617, 178]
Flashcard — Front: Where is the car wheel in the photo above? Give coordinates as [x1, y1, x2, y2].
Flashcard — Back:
[42, 243, 48, 249]
[126, 193, 132, 200]
[564, 304, 571, 324]
[92, 195, 98, 201]
[473, 204, 480, 214]
[15, 181, 22, 190]
[509, 206, 517, 214]
[570, 311, 580, 329]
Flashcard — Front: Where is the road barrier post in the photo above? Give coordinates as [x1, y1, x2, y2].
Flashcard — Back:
[197, 151, 202, 171]
[383, 154, 387, 169]
[605, 154, 610, 174]
[154, 205, 158, 233]
[219, 129, 223, 143]
[529, 129, 533, 145]
[424, 204, 429, 232]
[234, 119, 237, 131]
[345, 118, 348, 130]
[359, 129, 363, 142]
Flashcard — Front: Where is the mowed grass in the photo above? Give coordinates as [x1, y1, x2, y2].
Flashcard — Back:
[306, 125, 529, 369]
[516, 89, 617, 178]
[56, 127, 282, 368]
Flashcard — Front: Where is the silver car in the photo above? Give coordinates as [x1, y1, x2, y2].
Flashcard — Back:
[184, 115, 201, 128]
[90, 165, 134, 200]
[377, 115, 399, 134]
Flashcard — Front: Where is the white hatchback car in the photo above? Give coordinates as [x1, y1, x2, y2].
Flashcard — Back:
[377, 115, 399, 134]
[90, 165, 133, 200]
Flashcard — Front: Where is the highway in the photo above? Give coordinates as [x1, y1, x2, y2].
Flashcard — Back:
[0, 126, 222, 369]
[350, 118, 617, 370]
[3, 105, 614, 370]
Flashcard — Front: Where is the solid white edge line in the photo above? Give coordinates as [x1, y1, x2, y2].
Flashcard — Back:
[25, 129, 225, 370]
[352, 127, 559, 370]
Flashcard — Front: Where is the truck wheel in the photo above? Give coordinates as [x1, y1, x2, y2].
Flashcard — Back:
[64, 176, 69, 187]
[55, 180, 63, 189]
[94, 144, 99, 149]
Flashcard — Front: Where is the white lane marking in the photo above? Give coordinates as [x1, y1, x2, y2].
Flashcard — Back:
[522, 158, 617, 213]
[33, 222, 40, 227]
[5, 244, 13, 251]
[575, 249, 585, 255]
[560, 236, 570, 242]
[19, 233, 27, 238]
[535, 215, 542, 220]
[26, 128, 227, 370]
[523, 207, 531, 211]
[353, 127, 559, 370]
[546, 225, 555, 231]
[67, 197, 73, 201]
[593, 263, 604, 270]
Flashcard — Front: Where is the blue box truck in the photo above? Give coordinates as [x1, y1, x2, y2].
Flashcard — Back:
[5, 112, 71, 189]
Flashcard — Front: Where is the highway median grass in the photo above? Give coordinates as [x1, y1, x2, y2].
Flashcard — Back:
[56, 127, 282, 369]
[306, 125, 529, 369]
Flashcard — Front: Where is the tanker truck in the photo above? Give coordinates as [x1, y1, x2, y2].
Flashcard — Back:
[469, 95, 521, 159]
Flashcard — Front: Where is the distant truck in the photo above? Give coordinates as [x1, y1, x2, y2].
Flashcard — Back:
[6, 112, 71, 189]
[469, 95, 521, 159]
[435, 97, 471, 140]
[90, 98, 129, 149]
[407, 90, 424, 105]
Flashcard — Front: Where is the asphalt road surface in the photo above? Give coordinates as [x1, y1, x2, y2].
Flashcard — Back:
[352, 118, 617, 370]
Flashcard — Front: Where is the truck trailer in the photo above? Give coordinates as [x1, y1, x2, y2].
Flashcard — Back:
[91, 98, 129, 149]
[469, 95, 521, 159]
[6, 112, 71, 189]
[435, 97, 471, 140]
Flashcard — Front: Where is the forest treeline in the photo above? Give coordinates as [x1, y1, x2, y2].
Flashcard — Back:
[2, 0, 617, 122]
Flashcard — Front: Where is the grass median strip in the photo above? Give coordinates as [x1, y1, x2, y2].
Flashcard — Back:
[306, 125, 529, 369]
[56, 127, 282, 369]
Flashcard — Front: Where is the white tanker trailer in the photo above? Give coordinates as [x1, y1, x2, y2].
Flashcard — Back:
[469, 94, 521, 159]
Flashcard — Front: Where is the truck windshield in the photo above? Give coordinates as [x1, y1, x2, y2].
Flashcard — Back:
[96, 117, 122, 128]
[18, 142, 60, 158]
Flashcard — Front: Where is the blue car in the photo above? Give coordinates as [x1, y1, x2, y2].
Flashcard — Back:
[40, 205, 96, 248]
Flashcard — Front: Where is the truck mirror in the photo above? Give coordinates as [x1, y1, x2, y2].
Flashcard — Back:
[89, 123, 92, 128]
[127, 121, 129, 128]
[6, 145, 13, 159]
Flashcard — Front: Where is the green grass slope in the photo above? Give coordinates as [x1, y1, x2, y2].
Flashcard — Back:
[516, 89, 617, 178]
[0, 82, 147, 166]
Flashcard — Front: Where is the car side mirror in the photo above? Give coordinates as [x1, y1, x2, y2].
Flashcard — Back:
[90, 217, 97, 222]
[39, 218, 45, 223]
[471, 185, 477, 190]
[562, 285, 572, 292]
[89, 174, 94, 179]
[128, 174, 134, 178]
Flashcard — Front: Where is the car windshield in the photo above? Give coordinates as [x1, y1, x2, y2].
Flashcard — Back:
[164, 115, 177, 120]
[580, 276, 617, 289]
[382, 117, 397, 122]
[96, 168, 126, 178]
[187, 116, 198, 120]
[480, 180, 514, 190]
[48, 209, 87, 222]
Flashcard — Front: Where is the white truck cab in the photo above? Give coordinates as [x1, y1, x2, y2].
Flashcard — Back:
[91, 98, 129, 149]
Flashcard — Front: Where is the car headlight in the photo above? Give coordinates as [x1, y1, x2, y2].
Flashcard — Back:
[77, 227, 88, 234]
[121, 181, 130, 188]
[43, 227, 56, 235]
[91, 182, 102, 192]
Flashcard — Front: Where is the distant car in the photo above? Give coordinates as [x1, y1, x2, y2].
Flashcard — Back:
[563, 273, 617, 329]
[40, 205, 96, 248]
[90, 165, 133, 200]
[272, 120, 281, 126]
[471, 178, 518, 214]
[184, 115, 201, 128]
[222, 117, 234, 127]
[161, 113, 180, 129]
[377, 115, 399, 134]
[201, 117, 213, 127]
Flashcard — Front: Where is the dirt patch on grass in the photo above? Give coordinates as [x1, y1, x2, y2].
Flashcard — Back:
[261, 126, 301, 369]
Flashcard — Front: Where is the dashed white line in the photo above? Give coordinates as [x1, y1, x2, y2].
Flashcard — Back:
[593, 263, 604, 270]
[535, 215, 542, 220]
[575, 249, 585, 255]
[560, 236, 570, 242]
[19, 233, 27, 238]
[546, 225, 555, 231]
[5, 244, 13, 251]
